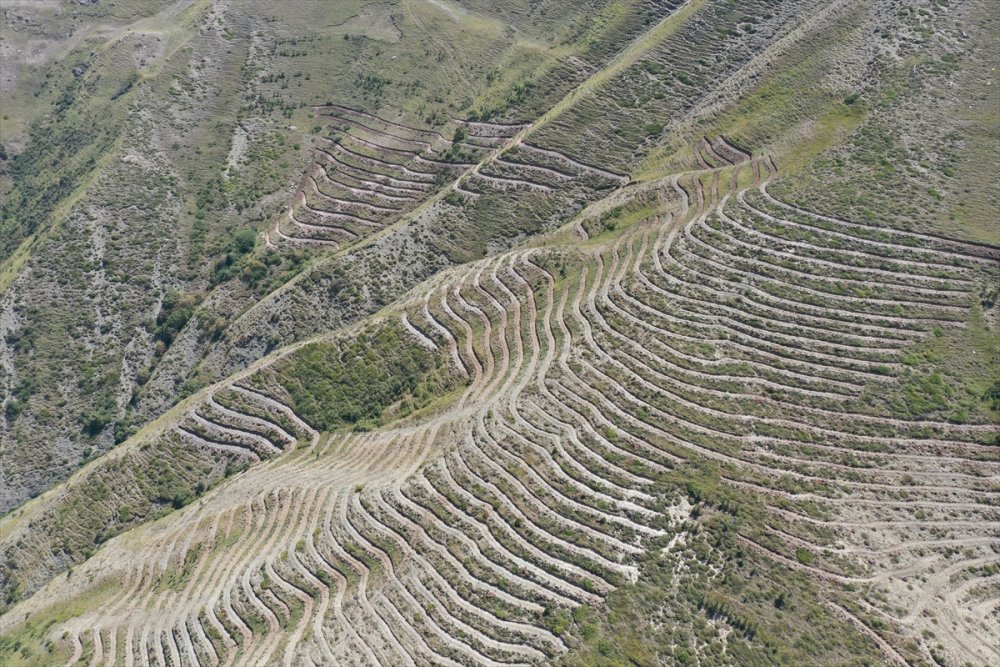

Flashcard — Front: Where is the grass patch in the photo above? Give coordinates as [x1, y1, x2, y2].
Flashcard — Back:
[268, 320, 460, 431]
[0, 579, 118, 666]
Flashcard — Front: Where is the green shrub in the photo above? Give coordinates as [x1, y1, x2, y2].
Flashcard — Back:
[275, 322, 457, 431]
[233, 228, 258, 254]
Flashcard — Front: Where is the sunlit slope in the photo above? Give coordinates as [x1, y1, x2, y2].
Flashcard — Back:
[0, 0, 685, 513]
[0, 0, 997, 664]
[3, 143, 997, 665]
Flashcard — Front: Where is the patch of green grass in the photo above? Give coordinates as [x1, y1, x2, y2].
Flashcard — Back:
[269, 320, 460, 431]
[864, 303, 999, 424]
[0, 578, 118, 666]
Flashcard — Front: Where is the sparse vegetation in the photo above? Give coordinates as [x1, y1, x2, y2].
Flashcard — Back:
[0, 0, 996, 665]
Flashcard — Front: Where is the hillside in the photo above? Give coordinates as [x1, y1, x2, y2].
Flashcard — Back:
[1, 0, 997, 665]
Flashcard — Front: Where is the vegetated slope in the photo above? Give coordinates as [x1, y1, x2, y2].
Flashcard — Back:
[2, 146, 997, 666]
[0, 0, 913, 512]
[129, 0, 700, 426]
[0, 0, 680, 512]
[0, 0, 287, 511]
[1, 0, 998, 665]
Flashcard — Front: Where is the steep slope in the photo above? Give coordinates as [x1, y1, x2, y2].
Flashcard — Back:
[3, 146, 997, 666]
[0, 0, 218, 509]
[0, 0, 682, 511]
[1, 0, 997, 665]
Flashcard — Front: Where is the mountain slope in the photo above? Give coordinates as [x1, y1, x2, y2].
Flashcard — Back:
[0, 0, 997, 665]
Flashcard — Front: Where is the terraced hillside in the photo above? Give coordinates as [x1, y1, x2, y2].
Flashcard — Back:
[1, 0, 998, 665]
[0, 0, 684, 510]
[4, 144, 998, 666]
